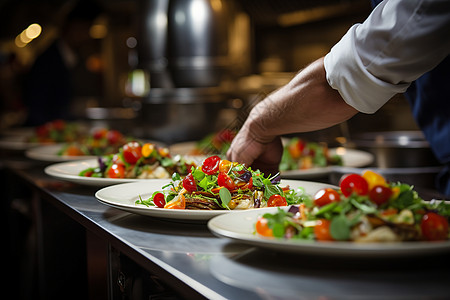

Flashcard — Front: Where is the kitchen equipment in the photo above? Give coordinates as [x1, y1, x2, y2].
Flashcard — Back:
[140, 87, 226, 144]
[351, 131, 440, 168]
[137, 0, 237, 88]
[167, 0, 231, 87]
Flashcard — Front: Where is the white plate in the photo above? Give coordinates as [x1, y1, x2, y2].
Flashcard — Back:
[280, 148, 374, 179]
[45, 159, 152, 187]
[95, 180, 335, 221]
[0, 135, 41, 150]
[26, 144, 98, 162]
[208, 206, 450, 257]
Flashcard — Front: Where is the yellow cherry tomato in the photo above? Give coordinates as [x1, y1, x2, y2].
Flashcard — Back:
[362, 170, 387, 190]
[390, 186, 401, 200]
[141, 143, 155, 158]
[219, 159, 232, 173]
[158, 147, 170, 157]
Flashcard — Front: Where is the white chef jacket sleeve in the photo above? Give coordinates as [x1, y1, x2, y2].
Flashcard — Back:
[324, 0, 450, 114]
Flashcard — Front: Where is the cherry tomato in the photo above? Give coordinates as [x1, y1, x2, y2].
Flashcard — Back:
[288, 139, 305, 159]
[164, 194, 186, 209]
[362, 170, 387, 190]
[267, 194, 287, 207]
[182, 173, 197, 192]
[340, 174, 369, 197]
[314, 219, 334, 241]
[83, 170, 93, 177]
[255, 217, 273, 237]
[313, 188, 340, 207]
[141, 143, 155, 158]
[36, 124, 50, 137]
[369, 185, 392, 206]
[64, 145, 84, 156]
[243, 177, 253, 190]
[106, 130, 123, 145]
[122, 142, 142, 164]
[153, 192, 166, 208]
[93, 128, 108, 140]
[217, 173, 236, 191]
[107, 163, 125, 178]
[52, 119, 65, 131]
[219, 159, 232, 173]
[202, 155, 221, 175]
[421, 212, 449, 241]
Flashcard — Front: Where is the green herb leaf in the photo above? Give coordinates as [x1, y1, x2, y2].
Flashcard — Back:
[219, 188, 231, 209]
[330, 215, 350, 240]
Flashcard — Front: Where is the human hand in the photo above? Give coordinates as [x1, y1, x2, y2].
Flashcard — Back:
[227, 124, 283, 177]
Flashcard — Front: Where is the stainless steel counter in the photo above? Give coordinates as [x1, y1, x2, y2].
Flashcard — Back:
[5, 159, 450, 300]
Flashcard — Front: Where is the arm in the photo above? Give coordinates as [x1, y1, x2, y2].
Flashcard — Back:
[227, 57, 357, 174]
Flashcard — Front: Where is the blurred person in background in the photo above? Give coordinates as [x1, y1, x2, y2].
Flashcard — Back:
[227, 0, 450, 196]
[23, 0, 102, 126]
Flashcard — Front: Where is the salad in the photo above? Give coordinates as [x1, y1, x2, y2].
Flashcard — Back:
[27, 119, 82, 143]
[280, 137, 343, 170]
[79, 141, 195, 179]
[58, 128, 129, 157]
[255, 170, 450, 242]
[189, 129, 236, 156]
[135, 155, 311, 210]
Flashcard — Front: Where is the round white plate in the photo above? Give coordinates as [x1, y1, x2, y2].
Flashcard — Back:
[44, 159, 151, 187]
[95, 180, 335, 221]
[207, 206, 450, 257]
[0, 135, 41, 150]
[27, 144, 98, 162]
[280, 148, 374, 179]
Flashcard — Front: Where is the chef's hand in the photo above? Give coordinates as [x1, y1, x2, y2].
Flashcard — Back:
[227, 107, 283, 176]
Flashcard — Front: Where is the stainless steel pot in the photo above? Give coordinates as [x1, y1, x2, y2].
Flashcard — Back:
[351, 131, 440, 168]
[167, 0, 231, 87]
[140, 87, 226, 143]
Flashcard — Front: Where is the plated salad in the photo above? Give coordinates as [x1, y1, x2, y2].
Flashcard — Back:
[280, 137, 343, 170]
[189, 129, 236, 156]
[79, 141, 195, 179]
[27, 119, 82, 144]
[58, 128, 129, 157]
[255, 170, 450, 242]
[136, 155, 311, 210]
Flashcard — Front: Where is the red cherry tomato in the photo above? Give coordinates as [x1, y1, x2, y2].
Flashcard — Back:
[314, 219, 334, 241]
[106, 130, 123, 145]
[313, 188, 340, 207]
[340, 174, 369, 197]
[369, 185, 392, 206]
[255, 217, 273, 237]
[52, 119, 66, 131]
[93, 128, 108, 139]
[153, 192, 166, 208]
[107, 163, 125, 178]
[421, 212, 449, 241]
[122, 142, 142, 164]
[182, 173, 197, 192]
[267, 194, 287, 207]
[202, 155, 221, 175]
[217, 172, 236, 191]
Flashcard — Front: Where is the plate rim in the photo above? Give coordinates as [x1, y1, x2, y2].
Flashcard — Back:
[207, 206, 450, 257]
[94, 179, 336, 221]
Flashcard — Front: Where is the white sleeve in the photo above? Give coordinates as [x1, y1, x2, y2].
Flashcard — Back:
[324, 0, 450, 114]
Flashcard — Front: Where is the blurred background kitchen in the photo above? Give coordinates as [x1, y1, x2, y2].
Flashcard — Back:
[0, 0, 443, 190]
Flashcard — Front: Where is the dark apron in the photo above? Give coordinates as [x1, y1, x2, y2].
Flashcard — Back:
[370, 0, 450, 196]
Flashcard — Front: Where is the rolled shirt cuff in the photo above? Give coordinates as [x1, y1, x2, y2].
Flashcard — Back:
[324, 24, 410, 114]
